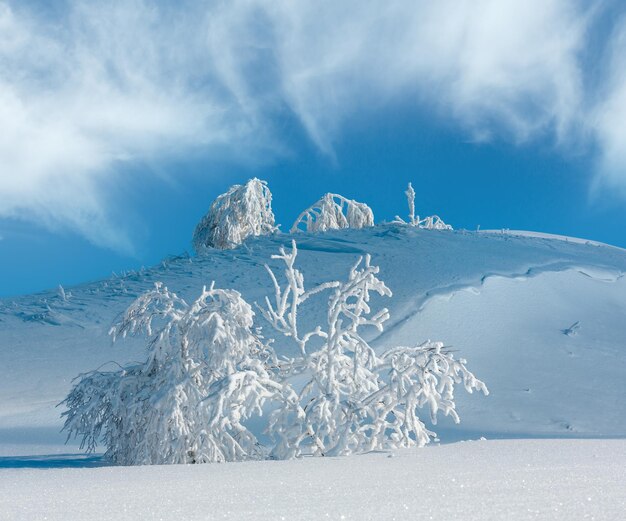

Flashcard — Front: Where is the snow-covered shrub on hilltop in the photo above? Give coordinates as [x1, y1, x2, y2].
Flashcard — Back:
[260, 241, 487, 458]
[291, 193, 374, 233]
[62, 283, 291, 465]
[394, 182, 452, 230]
[193, 178, 278, 252]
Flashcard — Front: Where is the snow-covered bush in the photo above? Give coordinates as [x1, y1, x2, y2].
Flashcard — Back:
[260, 241, 487, 458]
[193, 178, 278, 252]
[290, 193, 374, 233]
[360, 341, 487, 451]
[62, 283, 291, 465]
[394, 182, 452, 230]
[63, 242, 486, 465]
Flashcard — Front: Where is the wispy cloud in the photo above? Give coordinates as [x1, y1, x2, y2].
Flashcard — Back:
[0, 0, 622, 249]
[0, 1, 258, 252]
[251, 0, 590, 150]
[592, 13, 626, 196]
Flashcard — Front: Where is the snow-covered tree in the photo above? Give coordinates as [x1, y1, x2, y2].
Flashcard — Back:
[290, 193, 374, 233]
[62, 282, 291, 465]
[259, 241, 486, 458]
[260, 242, 390, 457]
[193, 178, 278, 252]
[63, 242, 486, 465]
[394, 182, 452, 230]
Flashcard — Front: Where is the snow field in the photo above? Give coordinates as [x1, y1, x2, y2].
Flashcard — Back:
[1, 439, 624, 521]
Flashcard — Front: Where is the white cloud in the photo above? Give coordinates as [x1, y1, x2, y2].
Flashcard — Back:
[0, 1, 255, 252]
[253, 0, 590, 150]
[591, 15, 626, 196]
[0, 0, 621, 250]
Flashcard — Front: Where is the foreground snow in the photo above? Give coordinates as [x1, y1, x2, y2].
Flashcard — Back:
[1, 439, 624, 520]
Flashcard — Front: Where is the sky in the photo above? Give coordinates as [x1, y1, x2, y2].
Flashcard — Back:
[1, 0, 626, 297]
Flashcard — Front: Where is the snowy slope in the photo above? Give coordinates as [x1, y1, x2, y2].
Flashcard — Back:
[1, 225, 625, 457]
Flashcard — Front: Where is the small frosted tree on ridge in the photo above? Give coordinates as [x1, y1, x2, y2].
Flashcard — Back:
[193, 178, 278, 252]
[395, 182, 452, 230]
[291, 193, 374, 233]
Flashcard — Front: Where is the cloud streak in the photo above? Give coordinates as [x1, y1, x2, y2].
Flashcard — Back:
[0, 1, 254, 251]
[0, 0, 623, 249]
[592, 14, 626, 197]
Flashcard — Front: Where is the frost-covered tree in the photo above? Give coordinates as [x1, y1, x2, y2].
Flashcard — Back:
[394, 182, 452, 230]
[260, 242, 390, 457]
[290, 193, 374, 233]
[260, 241, 486, 458]
[62, 282, 291, 465]
[193, 178, 278, 252]
[63, 242, 486, 465]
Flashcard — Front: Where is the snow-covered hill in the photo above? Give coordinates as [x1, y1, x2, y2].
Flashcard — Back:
[1, 225, 625, 455]
[1, 225, 625, 519]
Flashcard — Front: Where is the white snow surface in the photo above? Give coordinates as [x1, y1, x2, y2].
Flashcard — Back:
[479, 228, 626, 251]
[1, 225, 625, 518]
[1, 440, 624, 520]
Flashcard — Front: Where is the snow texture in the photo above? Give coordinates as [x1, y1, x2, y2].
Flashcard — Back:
[291, 193, 374, 233]
[192, 178, 277, 251]
[1, 440, 624, 521]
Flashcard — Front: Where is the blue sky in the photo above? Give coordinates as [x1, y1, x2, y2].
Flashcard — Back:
[1, 0, 626, 297]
